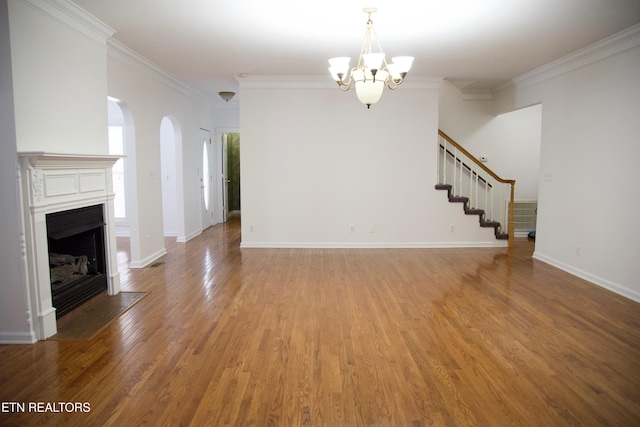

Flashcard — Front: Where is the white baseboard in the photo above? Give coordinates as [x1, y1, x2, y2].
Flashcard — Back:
[0, 331, 37, 344]
[240, 241, 508, 249]
[129, 248, 168, 269]
[177, 229, 202, 243]
[533, 251, 640, 303]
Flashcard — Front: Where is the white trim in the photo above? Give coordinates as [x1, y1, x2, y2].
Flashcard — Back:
[0, 331, 37, 345]
[240, 241, 508, 249]
[128, 248, 168, 269]
[20, 0, 115, 44]
[176, 229, 202, 243]
[18, 153, 122, 340]
[496, 23, 640, 92]
[107, 39, 215, 105]
[533, 251, 640, 303]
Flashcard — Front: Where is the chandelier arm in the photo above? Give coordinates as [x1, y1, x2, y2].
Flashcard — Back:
[337, 67, 357, 90]
[385, 80, 399, 90]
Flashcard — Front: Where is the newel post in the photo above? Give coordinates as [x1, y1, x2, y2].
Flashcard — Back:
[508, 181, 515, 247]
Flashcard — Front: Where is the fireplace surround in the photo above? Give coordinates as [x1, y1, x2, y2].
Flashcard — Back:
[18, 152, 121, 341]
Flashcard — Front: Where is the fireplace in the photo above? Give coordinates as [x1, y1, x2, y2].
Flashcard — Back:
[47, 204, 107, 318]
[19, 152, 121, 341]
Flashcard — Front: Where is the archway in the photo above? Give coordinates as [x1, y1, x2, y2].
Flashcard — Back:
[107, 96, 141, 267]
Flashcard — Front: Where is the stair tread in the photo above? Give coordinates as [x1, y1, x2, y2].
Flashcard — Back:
[465, 209, 484, 215]
[449, 196, 468, 203]
[480, 221, 500, 228]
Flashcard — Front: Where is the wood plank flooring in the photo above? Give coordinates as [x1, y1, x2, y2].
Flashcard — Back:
[1, 216, 639, 426]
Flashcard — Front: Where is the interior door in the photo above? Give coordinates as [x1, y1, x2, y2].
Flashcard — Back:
[221, 133, 229, 223]
[200, 128, 214, 230]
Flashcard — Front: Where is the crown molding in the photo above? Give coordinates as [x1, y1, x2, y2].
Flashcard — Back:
[107, 39, 214, 106]
[20, 0, 115, 44]
[497, 23, 640, 92]
[237, 75, 443, 90]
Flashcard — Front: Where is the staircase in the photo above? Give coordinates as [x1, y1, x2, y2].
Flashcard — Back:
[436, 130, 515, 244]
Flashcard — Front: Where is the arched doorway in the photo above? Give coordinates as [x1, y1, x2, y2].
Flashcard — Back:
[107, 96, 141, 267]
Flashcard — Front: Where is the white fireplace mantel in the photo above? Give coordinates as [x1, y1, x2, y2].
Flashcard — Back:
[18, 152, 122, 341]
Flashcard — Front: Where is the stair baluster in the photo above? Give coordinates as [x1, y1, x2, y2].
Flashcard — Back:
[436, 130, 515, 245]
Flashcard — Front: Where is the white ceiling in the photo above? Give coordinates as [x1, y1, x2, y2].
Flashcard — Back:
[72, 0, 640, 101]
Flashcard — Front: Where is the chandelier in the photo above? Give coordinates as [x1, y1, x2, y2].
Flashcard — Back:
[328, 8, 414, 109]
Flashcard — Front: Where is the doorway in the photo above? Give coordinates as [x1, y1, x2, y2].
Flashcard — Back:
[216, 129, 240, 223]
[226, 132, 241, 216]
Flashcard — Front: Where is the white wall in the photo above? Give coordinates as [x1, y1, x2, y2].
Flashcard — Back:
[493, 30, 640, 301]
[160, 117, 179, 237]
[8, 0, 110, 154]
[0, 0, 34, 343]
[439, 80, 542, 201]
[107, 44, 222, 265]
[239, 77, 505, 247]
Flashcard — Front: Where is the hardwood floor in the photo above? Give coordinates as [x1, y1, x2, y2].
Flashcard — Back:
[1, 216, 639, 426]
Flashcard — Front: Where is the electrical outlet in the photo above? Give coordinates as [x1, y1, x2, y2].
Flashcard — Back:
[349, 224, 355, 233]
[450, 224, 455, 232]
[249, 225, 255, 232]
[369, 224, 375, 233]
[576, 245, 581, 255]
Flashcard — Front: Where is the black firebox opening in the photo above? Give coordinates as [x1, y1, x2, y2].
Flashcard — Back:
[46, 205, 108, 318]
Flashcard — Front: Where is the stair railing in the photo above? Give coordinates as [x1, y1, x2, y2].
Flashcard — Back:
[437, 130, 516, 245]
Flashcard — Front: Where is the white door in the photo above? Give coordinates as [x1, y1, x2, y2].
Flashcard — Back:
[200, 128, 214, 230]
[221, 133, 229, 223]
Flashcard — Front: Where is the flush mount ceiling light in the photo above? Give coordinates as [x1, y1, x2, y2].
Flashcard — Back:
[328, 7, 414, 109]
[218, 91, 236, 102]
